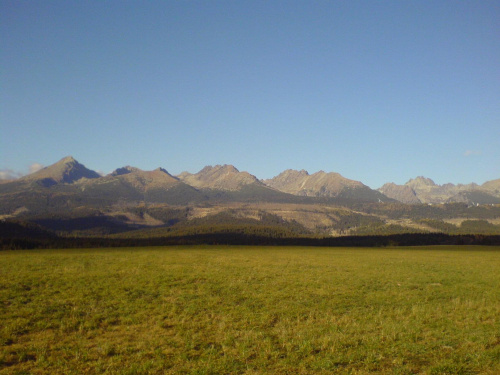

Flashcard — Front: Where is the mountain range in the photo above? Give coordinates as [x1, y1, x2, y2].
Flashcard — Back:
[378, 176, 500, 205]
[2, 156, 498, 205]
[1, 156, 499, 240]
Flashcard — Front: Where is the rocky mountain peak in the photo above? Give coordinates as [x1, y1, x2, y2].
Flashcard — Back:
[24, 156, 100, 185]
[154, 167, 175, 177]
[263, 169, 309, 187]
[406, 176, 436, 188]
[209, 164, 240, 173]
[178, 164, 259, 191]
[59, 156, 77, 164]
[111, 166, 140, 176]
[264, 168, 372, 198]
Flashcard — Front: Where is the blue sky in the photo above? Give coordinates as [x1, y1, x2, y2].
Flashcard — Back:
[1, 1, 499, 188]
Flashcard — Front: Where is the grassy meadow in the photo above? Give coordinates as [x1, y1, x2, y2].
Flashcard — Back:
[1, 246, 499, 374]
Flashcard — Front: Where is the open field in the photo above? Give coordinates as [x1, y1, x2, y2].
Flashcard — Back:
[1, 246, 499, 374]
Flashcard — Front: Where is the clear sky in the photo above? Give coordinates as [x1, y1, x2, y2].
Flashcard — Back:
[1, 1, 499, 188]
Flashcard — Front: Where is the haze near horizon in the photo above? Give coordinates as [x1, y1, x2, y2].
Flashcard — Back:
[1, 1, 499, 188]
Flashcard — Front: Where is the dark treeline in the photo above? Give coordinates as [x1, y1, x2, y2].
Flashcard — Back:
[417, 219, 500, 235]
[2, 218, 500, 250]
[2, 232, 500, 250]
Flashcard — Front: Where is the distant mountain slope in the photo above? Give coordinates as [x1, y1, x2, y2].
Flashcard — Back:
[0, 160, 206, 215]
[178, 165, 261, 191]
[405, 176, 438, 191]
[106, 166, 179, 191]
[74, 166, 206, 205]
[263, 169, 392, 202]
[2, 156, 500, 241]
[378, 183, 421, 204]
[447, 190, 500, 205]
[22, 156, 101, 186]
[1, 156, 498, 223]
[264, 169, 362, 196]
[0, 157, 102, 214]
[482, 178, 500, 195]
[379, 176, 500, 204]
[406, 176, 500, 204]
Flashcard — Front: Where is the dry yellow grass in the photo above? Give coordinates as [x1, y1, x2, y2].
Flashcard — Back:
[1, 246, 499, 374]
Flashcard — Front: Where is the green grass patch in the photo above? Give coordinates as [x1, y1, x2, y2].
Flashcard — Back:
[1, 246, 499, 374]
